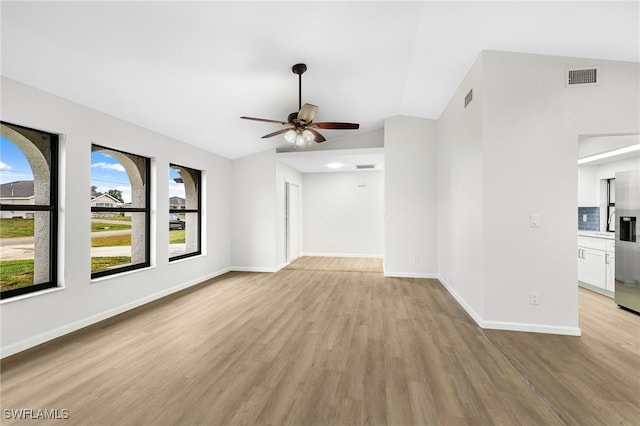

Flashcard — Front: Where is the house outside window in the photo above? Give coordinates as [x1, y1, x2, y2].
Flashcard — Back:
[0, 122, 58, 299]
[91, 144, 150, 278]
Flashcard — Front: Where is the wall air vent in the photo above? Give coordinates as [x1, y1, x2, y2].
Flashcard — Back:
[464, 89, 473, 108]
[356, 164, 376, 170]
[566, 68, 598, 87]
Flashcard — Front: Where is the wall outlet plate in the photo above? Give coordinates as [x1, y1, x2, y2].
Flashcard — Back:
[529, 291, 540, 305]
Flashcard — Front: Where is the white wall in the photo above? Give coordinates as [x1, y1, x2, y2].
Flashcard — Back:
[302, 171, 384, 257]
[436, 53, 485, 321]
[231, 149, 277, 271]
[384, 116, 438, 277]
[275, 161, 302, 266]
[481, 51, 639, 334]
[1, 77, 232, 357]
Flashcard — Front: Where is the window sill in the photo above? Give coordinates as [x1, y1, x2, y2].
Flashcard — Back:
[91, 264, 156, 284]
[0, 286, 65, 305]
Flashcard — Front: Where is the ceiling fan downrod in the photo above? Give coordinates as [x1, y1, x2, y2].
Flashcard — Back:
[292, 63, 307, 112]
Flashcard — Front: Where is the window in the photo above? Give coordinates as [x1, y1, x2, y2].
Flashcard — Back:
[91, 145, 150, 278]
[607, 178, 615, 232]
[169, 164, 201, 261]
[1, 122, 58, 299]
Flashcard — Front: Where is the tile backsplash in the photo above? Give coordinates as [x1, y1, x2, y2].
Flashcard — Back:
[578, 206, 600, 231]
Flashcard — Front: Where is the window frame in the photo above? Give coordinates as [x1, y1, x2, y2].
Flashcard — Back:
[169, 163, 202, 262]
[90, 144, 151, 279]
[0, 121, 59, 299]
[606, 178, 615, 232]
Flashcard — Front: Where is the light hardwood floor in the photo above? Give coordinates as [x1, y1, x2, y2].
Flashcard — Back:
[1, 257, 638, 425]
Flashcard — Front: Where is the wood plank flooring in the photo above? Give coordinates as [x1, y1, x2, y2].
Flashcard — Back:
[1, 257, 638, 425]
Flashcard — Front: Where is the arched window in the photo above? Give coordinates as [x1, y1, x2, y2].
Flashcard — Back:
[169, 164, 201, 260]
[91, 144, 150, 278]
[1, 122, 58, 299]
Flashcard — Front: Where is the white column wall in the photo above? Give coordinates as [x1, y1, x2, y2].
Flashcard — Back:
[230, 149, 277, 271]
[384, 116, 438, 277]
[436, 53, 485, 321]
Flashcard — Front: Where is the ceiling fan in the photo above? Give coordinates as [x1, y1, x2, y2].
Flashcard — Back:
[241, 63, 359, 146]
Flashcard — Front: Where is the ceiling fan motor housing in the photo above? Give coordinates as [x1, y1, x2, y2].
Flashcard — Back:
[292, 63, 307, 75]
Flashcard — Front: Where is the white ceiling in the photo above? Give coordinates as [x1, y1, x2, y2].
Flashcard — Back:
[1, 1, 639, 161]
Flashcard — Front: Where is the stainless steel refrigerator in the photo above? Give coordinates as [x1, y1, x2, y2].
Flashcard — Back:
[615, 169, 640, 313]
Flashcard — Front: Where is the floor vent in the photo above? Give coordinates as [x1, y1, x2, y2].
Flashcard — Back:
[464, 89, 473, 108]
[356, 164, 376, 170]
[567, 68, 598, 86]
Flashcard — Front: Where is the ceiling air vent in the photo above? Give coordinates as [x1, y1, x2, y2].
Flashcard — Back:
[566, 68, 598, 87]
[356, 164, 376, 170]
[464, 89, 473, 108]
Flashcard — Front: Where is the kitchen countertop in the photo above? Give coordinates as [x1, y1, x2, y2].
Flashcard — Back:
[578, 230, 615, 240]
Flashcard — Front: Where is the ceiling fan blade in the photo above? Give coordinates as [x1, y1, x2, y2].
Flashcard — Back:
[240, 116, 288, 125]
[306, 128, 326, 142]
[297, 103, 318, 123]
[312, 122, 360, 130]
[261, 128, 292, 138]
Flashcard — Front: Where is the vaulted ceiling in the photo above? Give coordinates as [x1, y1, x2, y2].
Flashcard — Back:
[2, 1, 638, 159]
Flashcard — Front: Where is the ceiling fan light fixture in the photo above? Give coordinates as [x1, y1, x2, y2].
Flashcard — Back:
[302, 129, 315, 143]
[295, 133, 310, 147]
[284, 129, 297, 144]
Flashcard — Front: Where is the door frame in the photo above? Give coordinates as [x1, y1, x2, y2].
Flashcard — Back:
[285, 181, 300, 263]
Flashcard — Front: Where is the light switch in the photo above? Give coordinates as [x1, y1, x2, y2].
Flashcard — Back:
[530, 214, 540, 227]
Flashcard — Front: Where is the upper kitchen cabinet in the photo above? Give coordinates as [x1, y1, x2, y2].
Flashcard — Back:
[578, 134, 640, 232]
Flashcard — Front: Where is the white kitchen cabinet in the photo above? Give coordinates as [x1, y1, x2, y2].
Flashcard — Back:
[577, 234, 615, 297]
[578, 247, 606, 289]
[605, 240, 615, 292]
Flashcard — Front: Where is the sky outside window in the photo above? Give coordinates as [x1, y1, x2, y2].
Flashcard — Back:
[0, 135, 34, 183]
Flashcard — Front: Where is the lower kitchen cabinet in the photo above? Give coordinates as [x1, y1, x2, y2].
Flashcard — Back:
[578, 235, 615, 297]
[605, 241, 615, 292]
[578, 247, 606, 289]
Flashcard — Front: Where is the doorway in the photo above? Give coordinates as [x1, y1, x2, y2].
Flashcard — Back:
[286, 181, 300, 263]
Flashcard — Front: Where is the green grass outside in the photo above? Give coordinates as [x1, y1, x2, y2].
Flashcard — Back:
[92, 234, 131, 247]
[91, 222, 131, 232]
[0, 259, 34, 291]
[0, 257, 135, 291]
[0, 218, 34, 238]
[106, 216, 132, 222]
[0, 218, 132, 239]
[91, 256, 132, 273]
[169, 230, 185, 244]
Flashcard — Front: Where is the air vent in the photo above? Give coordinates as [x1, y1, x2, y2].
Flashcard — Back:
[567, 68, 598, 86]
[464, 89, 473, 108]
[356, 164, 376, 170]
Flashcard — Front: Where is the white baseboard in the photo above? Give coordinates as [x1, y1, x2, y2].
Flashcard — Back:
[436, 275, 485, 327]
[231, 266, 280, 273]
[437, 275, 581, 336]
[384, 271, 438, 279]
[1, 267, 232, 359]
[302, 252, 384, 258]
[480, 320, 581, 336]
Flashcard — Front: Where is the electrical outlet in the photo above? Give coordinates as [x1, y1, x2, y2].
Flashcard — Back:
[529, 291, 540, 305]
[412, 255, 418, 263]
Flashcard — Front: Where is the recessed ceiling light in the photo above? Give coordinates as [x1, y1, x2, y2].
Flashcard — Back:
[578, 144, 640, 164]
[326, 162, 345, 169]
